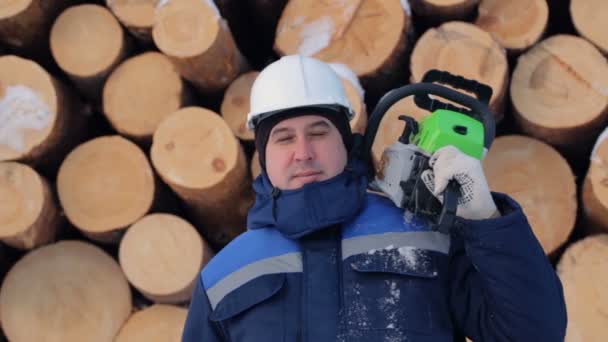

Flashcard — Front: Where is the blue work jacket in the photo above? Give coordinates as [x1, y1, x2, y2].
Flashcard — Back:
[182, 191, 566, 341]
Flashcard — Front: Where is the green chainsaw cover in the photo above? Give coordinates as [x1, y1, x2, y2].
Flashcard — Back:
[411, 109, 485, 159]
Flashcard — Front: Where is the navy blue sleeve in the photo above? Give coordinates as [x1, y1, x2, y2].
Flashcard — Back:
[182, 276, 223, 342]
[449, 192, 567, 341]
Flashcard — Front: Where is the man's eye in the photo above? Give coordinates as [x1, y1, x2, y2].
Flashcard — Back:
[310, 131, 328, 137]
[276, 136, 294, 143]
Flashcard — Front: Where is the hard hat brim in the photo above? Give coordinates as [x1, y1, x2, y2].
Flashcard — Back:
[247, 104, 354, 131]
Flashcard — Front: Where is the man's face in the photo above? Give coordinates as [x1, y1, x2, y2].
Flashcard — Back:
[265, 114, 348, 190]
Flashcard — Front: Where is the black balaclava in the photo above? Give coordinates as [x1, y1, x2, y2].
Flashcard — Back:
[254, 109, 353, 172]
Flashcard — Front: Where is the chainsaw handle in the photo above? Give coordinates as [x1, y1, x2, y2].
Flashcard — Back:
[418, 69, 492, 105]
[363, 82, 495, 177]
[434, 180, 460, 234]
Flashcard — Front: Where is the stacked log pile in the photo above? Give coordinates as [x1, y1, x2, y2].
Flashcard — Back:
[0, 0, 607, 340]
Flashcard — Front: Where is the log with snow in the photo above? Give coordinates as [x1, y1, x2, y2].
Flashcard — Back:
[274, 0, 414, 102]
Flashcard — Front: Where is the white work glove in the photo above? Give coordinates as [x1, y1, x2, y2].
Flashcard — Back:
[421, 146, 499, 220]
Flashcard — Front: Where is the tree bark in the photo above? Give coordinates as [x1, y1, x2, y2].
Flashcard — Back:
[0, 0, 70, 52]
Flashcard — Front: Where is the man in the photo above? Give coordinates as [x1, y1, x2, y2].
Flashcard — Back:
[182, 55, 566, 341]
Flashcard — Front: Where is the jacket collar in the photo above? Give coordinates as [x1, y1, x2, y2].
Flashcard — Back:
[247, 157, 369, 239]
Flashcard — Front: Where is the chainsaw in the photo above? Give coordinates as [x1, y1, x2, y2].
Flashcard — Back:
[362, 70, 496, 234]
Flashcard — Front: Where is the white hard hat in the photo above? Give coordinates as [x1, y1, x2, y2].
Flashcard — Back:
[246, 55, 355, 130]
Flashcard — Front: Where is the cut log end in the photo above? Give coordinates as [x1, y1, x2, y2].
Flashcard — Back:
[106, 0, 156, 30]
[0, 0, 73, 53]
[410, 21, 508, 118]
[119, 213, 212, 304]
[483, 135, 577, 255]
[0, 0, 31, 19]
[152, 107, 242, 190]
[57, 136, 155, 240]
[115, 304, 188, 342]
[151, 106, 252, 248]
[510, 34, 608, 148]
[475, 0, 549, 53]
[329, 63, 368, 134]
[344, 78, 367, 134]
[153, 0, 221, 57]
[251, 150, 261, 180]
[557, 234, 608, 341]
[0, 241, 132, 341]
[571, 0, 608, 55]
[0, 162, 44, 237]
[103, 52, 186, 141]
[153, 0, 247, 95]
[0, 162, 59, 249]
[582, 134, 608, 233]
[275, 0, 409, 77]
[221, 71, 259, 141]
[0, 55, 57, 162]
[50, 4, 124, 77]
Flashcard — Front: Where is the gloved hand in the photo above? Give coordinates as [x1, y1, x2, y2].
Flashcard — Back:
[421, 145, 500, 220]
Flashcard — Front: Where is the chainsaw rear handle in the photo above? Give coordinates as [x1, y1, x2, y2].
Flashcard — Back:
[363, 82, 496, 175]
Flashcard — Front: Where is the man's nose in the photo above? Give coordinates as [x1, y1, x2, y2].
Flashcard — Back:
[293, 138, 314, 161]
